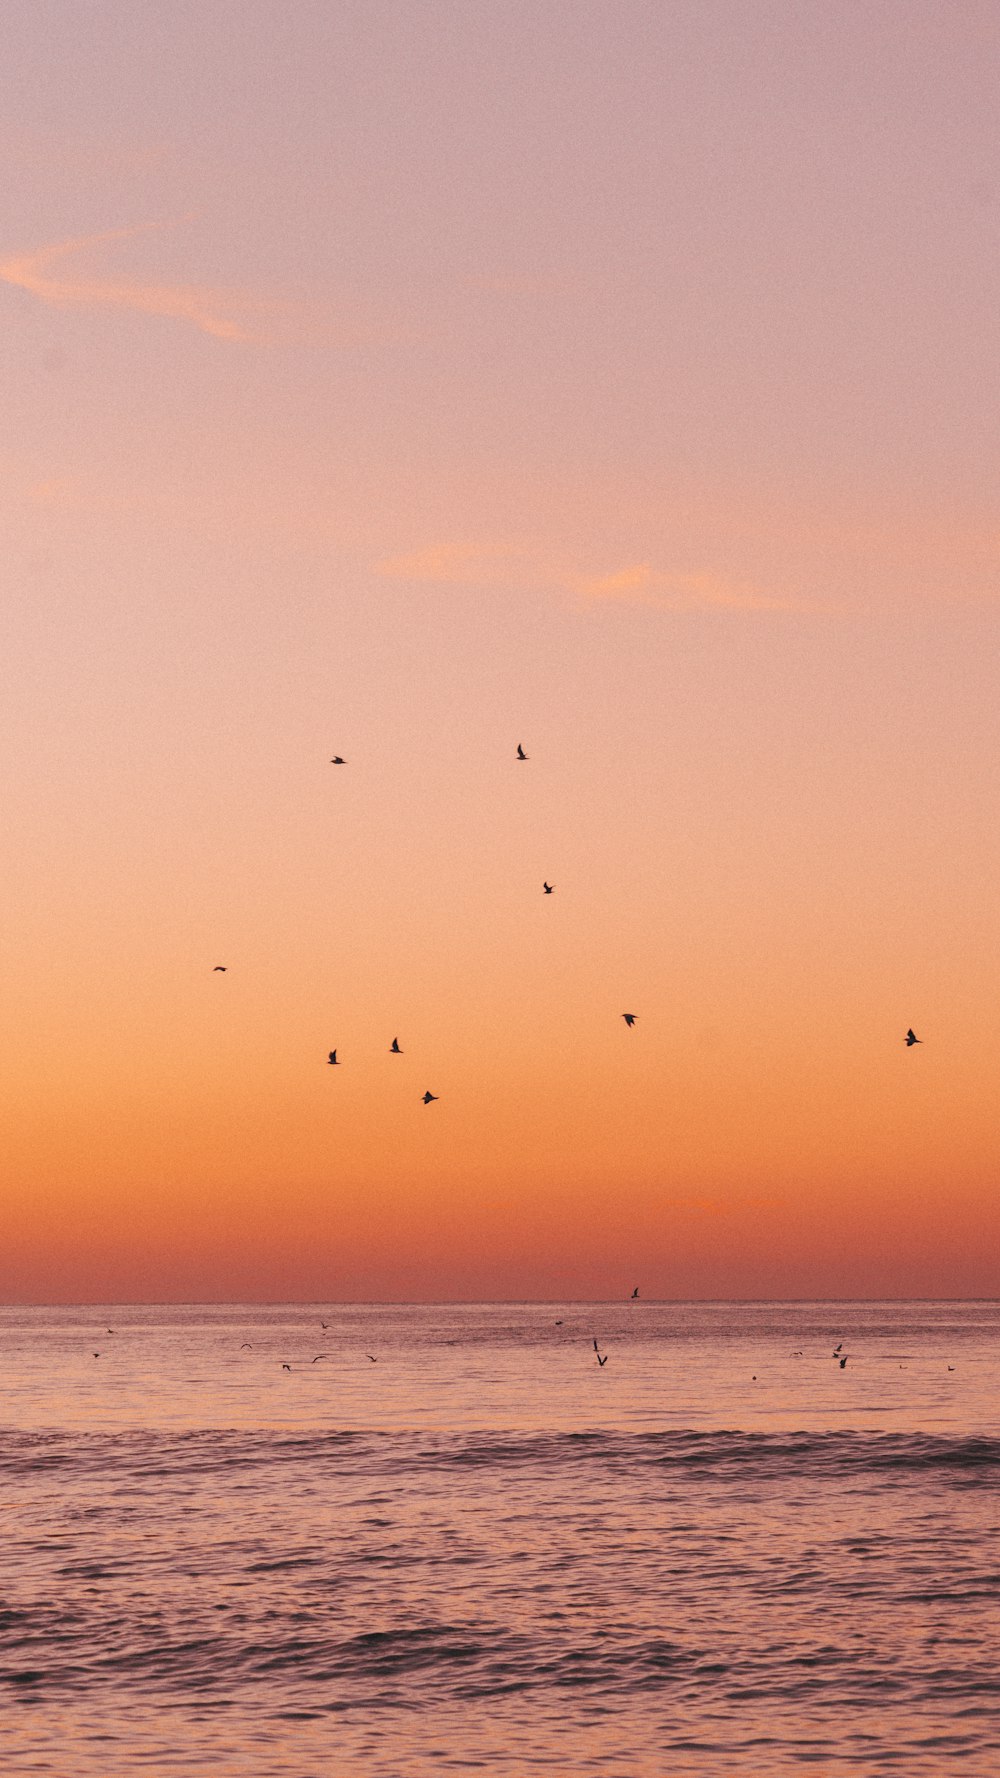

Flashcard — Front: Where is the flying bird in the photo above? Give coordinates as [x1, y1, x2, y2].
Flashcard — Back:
[631, 1287, 639, 1299]
[240, 1343, 253, 1350]
[281, 1363, 292, 1371]
[516, 744, 528, 760]
[622, 1013, 637, 1028]
[366, 1354, 378, 1363]
[543, 882, 553, 894]
[905, 1029, 921, 1046]
[311, 1355, 331, 1363]
[213, 966, 227, 972]
[839, 1356, 848, 1368]
[597, 1353, 608, 1366]
[422, 1090, 438, 1104]
[390, 1038, 402, 1053]
[330, 756, 346, 764]
[328, 1051, 339, 1065]
[833, 1344, 842, 1356]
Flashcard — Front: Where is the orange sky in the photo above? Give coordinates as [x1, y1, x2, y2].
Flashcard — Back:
[2, 1, 998, 1300]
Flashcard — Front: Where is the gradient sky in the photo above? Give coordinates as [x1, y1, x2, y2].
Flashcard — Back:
[2, 1, 998, 1301]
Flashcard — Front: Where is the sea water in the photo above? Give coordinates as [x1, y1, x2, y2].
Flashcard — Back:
[1, 1301, 997, 1774]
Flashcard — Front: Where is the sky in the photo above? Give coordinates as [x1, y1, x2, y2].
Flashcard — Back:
[1, 0, 998, 1302]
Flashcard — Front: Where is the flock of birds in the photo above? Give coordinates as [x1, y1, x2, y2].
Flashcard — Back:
[210, 748, 925, 1106]
[85, 1304, 960, 1376]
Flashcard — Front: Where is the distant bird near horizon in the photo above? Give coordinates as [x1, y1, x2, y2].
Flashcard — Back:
[213, 966, 226, 972]
[282, 1363, 291, 1371]
[366, 1354, 377, 1362]
[390, 1038, 402, 1053]
[330, 756, 346, 764]
[516, 744, 528, 760]
[906, 1029, 921, 1046]
[597, 1352, 608, 1366]
[622, 1013, 637, 1028]
[311, 1355, 330, 1363]
[422, 1090, 438, 1104]
[543, 882, 553, 894]
[328, 1051, 339, 1065]
[840, 1356, 848, 1368]
[631, 1287, 639, 1299]
[833, 1344, 842, 1356]
[240, 1343, 253, 1350]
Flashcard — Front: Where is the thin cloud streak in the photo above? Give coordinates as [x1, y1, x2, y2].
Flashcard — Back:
[0, 220, 281, 343]
[570, 563, 811, 614]
[373, 542, 813, 614]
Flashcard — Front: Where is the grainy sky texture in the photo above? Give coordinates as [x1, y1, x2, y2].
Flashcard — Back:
[2, 1, 998, 1301]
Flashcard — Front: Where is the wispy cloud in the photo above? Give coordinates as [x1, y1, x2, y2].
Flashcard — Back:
[373, 541, 810, 613]
[0, 220, 282, 343]
[570, 562, 808, 613]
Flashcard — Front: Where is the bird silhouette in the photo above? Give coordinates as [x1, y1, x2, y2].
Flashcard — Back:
[948, 1365, 955, 1371]
[631, 1287, 639, 1299]
[311, 1355, 331, 1363]
[281, 1363, 292, 1371]
[328, 1051, 339, 1065]
[833, 1344, 842, 1355]
[422, 1090, 438, 1104]
[905, 1029, 921, 1046]
[330, 756, 346, 764]
[240, 1343, 253, 1350]
[543, 882, 553, 894]
[366, 1354, 378, 1362]
[390, 1038, 402, 1053]
[622, 1013, 637, 1028]
[213, 966, 226, 972]
[597, 1353, 608, 1366]
[516, 744, 528, 760]
[320, 1321, 329, 1329]
[839, 1356, 848, 1368]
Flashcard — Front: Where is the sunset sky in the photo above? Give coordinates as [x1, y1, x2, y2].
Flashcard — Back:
[2, 1, 998, 1301]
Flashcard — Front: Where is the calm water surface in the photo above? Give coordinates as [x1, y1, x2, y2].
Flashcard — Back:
[1, 1301, 997, 1775]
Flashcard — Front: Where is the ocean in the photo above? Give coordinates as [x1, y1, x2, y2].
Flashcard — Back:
[1, 1301, 997, 1775]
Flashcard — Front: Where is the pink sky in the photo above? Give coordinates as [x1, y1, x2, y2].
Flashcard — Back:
[1, 1, 998, 1300]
